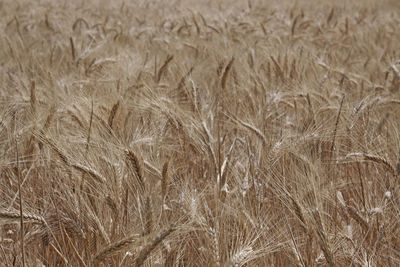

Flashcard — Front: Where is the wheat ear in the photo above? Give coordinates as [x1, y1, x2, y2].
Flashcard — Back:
[135, 225, 175, 267]
[0, 210, 46, 225]
[92, 234, 139, 264]
[161, 160, 170, 200]
[221, 57, 234, 90]
[108, 100, 120, 129]
[125, 149, 146, 192]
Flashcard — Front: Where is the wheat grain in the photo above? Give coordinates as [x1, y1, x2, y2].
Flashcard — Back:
[135, 225, 175, 267]
[108, 100, 120, 129]
[221, 57, 234, 90]
[143, 196, 153, 236]
[156, 55, 174, 83]
[92, 234, 139, 264]
[0, 211, 46, 225]
[125, 149, 146, 192]
[161, 160, 170, 200]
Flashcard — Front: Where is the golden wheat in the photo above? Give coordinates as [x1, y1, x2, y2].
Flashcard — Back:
[1, 0, 400, 265]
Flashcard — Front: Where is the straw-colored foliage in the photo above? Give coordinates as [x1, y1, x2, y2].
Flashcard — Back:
[1, 0, 400, 266]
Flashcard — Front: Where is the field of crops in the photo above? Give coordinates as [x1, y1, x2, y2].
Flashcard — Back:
[1, 0, 400, 266]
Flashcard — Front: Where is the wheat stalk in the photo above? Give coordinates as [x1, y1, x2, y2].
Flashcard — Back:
[312, 209, 334, 266]
[69, 37, 76, 61]
[14, 136, 26, 267]
[30, 80, 36, 114]
[289, 196, 307, 233]
[329, 95, 344, 169]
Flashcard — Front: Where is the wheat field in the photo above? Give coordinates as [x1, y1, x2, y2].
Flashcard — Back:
[1, 0, 400, 266]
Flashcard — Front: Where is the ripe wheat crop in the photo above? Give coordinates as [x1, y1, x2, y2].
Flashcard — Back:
[1, 0, 400, 266]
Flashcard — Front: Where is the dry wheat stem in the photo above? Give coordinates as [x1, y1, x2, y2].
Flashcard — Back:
[15, 138, 25, 267]
[30, 80, 36, 115]
[312, 210, 334, 266]
[284, 213, 306, 267]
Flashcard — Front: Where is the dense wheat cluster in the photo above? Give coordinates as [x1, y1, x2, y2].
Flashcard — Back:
[1, 0, 400, 266]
